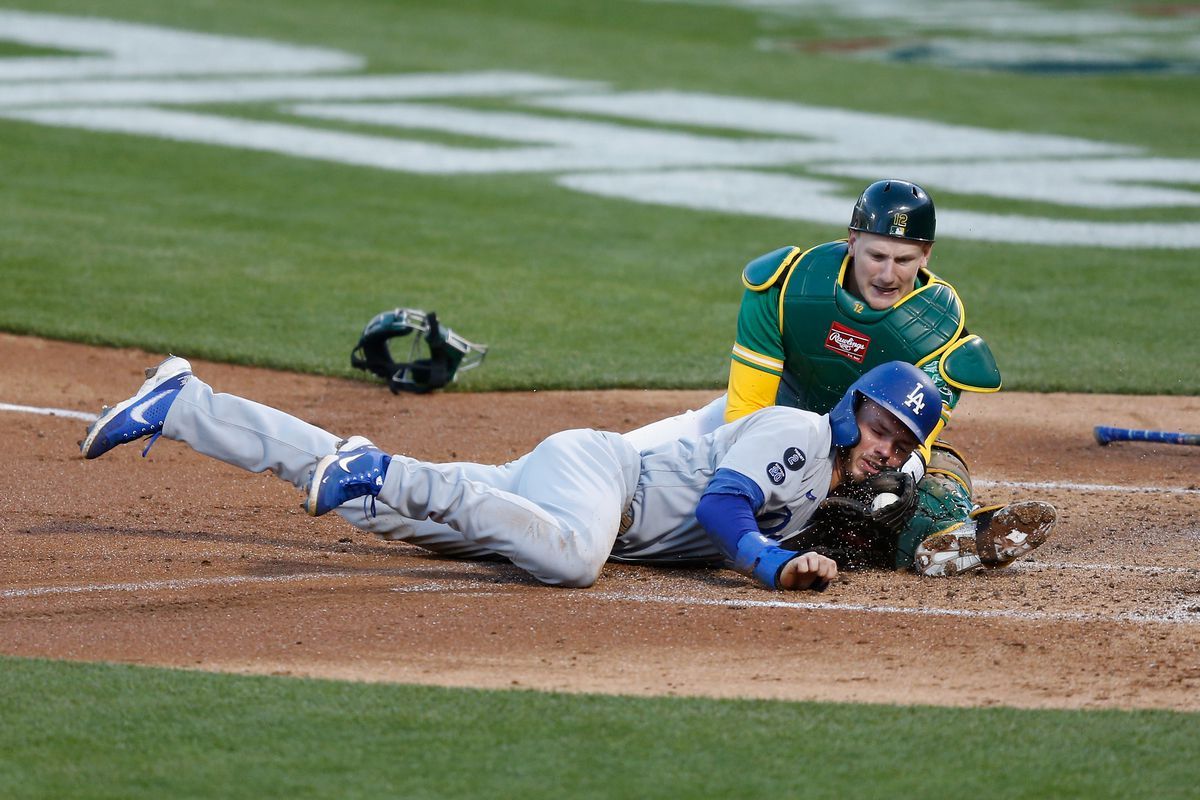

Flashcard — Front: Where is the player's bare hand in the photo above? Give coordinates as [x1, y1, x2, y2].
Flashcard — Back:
[778, 551, 838, 591]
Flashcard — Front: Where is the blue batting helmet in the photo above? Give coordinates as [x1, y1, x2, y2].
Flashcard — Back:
[829, 361, 941, 447]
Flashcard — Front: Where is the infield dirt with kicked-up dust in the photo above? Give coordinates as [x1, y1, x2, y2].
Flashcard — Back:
[2, 334, 1198, 710]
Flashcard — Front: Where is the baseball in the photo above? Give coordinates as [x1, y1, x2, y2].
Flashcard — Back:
[872, 492, 900, 511]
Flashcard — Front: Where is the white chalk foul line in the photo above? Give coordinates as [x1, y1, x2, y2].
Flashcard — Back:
[8, 569, 1197, 626]
[1014, 561, 1199, 576]
[977, 478, 1199, 495]
[1, 570, 380, 599]
[588, 590, 1200, 625]
[0, 402, 96, 422]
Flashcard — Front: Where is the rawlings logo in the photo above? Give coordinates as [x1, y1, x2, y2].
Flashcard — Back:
[824, 322, 870, 363]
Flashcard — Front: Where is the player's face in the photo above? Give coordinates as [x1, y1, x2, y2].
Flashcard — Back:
[846, 231, 930, 310]
[842, 400, 922, 483]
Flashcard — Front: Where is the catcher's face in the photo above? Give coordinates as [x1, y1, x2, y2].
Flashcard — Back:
[845, 231, 930, 310]
[842, 400, 921, 483]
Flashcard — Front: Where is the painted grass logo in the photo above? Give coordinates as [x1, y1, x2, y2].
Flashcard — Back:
[661, 0, 1200, 75]
[2, 10, 1199, 248]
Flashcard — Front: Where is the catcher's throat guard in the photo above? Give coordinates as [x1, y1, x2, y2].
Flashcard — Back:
[351, 308, 487, 394]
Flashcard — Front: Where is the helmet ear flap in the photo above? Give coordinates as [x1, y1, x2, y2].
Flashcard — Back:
[829, 390, 862, 448]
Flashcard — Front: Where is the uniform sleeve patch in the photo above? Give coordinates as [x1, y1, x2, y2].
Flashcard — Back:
[766, 462, 787, 485]
[783, 447, 806, 471]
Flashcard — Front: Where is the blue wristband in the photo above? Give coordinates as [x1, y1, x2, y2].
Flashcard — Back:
[732, 532, 798, 589]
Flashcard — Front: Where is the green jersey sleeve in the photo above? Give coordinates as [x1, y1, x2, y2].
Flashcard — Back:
[732, 247, 800, 375]
[733, 286, 785, 375]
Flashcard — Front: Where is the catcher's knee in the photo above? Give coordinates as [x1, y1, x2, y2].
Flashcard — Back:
[893, 447, 975, 570]
[926, 440, 973, 495]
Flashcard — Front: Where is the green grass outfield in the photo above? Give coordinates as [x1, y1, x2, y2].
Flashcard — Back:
[3, 2, 1199, 797]
[1, 0, 1197, 393]
[2, 656, 1199, 800]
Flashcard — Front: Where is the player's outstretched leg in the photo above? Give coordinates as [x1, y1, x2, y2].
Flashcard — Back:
[305, 437, 391, 516]
[80, 356, 192, 459]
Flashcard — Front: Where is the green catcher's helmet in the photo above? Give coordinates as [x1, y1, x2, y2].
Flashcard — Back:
[351, 308, 487, 394]
[848, 179, 936, 243]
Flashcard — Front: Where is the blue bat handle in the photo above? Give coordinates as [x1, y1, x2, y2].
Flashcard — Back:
[1094, 425, 1200, 447]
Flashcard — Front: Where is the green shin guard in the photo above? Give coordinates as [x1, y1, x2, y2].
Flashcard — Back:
[893, 445, 974, 570]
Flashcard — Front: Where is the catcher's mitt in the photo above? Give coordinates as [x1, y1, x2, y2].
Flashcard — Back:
[779, 468, 918, 569]
[819, 468, 917, 532]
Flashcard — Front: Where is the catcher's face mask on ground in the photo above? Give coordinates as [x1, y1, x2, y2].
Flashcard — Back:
[351, 308, 487, 394]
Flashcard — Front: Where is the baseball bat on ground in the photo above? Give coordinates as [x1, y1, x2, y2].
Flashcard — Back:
[1094, 425, 1200, 447]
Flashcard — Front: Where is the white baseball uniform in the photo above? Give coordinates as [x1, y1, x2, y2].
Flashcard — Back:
[163, 374, 836, 586]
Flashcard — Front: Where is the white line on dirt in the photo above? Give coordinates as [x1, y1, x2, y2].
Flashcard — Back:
[586, 591, 1200, 625]
[977, 478, 1199, 495]
[1, 570, 371, 598]
[1014, 561, 1198, 575]
[8, 569, 1198, 626]
[0, 402, 96, 422]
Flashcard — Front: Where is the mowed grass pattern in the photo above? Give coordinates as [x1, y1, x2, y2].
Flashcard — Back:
[2, 657, 1199, 800]
[2, 2, 1199, 797]
[1, 0, 1197, 392]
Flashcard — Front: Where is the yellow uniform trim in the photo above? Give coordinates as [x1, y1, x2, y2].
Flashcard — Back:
[916, 414, 948, 464]
[730, 343, 783, 373]
[910, 281, 967, 369]
[834, 240, 852, 289]
[969, 504, 1005, 519]
[938, 334, 1003, 393]
[742, 246, 803, 291]
[726, 359, 780, 423]
[776, 243, 827, 334]
[927, 468, 970, 493]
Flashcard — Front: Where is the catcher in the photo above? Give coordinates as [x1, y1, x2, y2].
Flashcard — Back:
[624, 179, 1057, 576]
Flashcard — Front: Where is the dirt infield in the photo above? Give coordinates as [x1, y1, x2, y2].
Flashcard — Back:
[2, 334, 1198, 710]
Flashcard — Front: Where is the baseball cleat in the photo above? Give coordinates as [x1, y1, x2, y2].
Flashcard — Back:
[913, 523, 983, 577]
[305, 438, 391, 517]
[914, 500, 1057, 577]
[80, 356, 192, 459]
[973, 500, 1057, 568]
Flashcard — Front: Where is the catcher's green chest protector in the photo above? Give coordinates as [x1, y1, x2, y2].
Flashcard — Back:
[747, 242, 1000, 413]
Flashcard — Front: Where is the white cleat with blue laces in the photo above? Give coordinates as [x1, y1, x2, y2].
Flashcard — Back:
[305, 437, 391, 517]
[80, 356, 192, 459]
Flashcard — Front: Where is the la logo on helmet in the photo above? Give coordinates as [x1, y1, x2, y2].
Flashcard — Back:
[903, 383, 926, 414]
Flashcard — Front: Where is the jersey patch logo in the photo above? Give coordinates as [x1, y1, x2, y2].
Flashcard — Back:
[766, 462, 786, 485]
[783, 447, 806, 471]
[825, 321, 870, 363]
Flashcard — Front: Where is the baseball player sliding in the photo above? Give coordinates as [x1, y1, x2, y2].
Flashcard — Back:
[81, 357, 984, 590]
[625, 179, 1057, 577]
